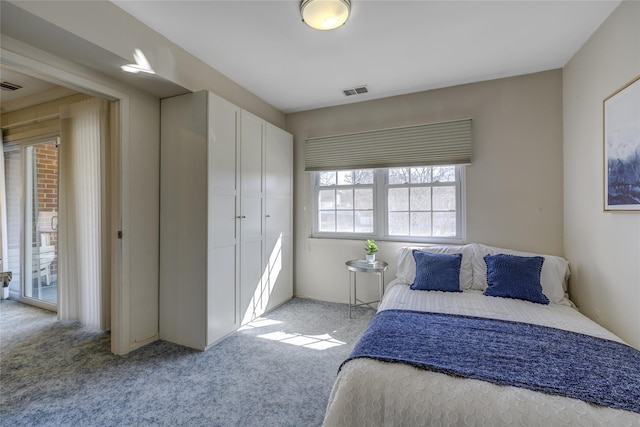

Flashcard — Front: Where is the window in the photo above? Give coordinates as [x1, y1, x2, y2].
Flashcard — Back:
[313, 166, 465, 243]
[316, 169, 374, 233]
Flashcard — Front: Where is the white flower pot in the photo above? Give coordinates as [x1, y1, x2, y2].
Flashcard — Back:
[2, 287, 9, 300]
[366, 254, 375, 263]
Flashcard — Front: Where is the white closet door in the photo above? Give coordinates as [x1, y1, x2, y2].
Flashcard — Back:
[239, 111, 264, 324]
[264, 124, 293, 311]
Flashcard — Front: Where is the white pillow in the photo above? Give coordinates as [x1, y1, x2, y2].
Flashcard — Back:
[471, 243, 570, 304]
[396, 245, 474, 290]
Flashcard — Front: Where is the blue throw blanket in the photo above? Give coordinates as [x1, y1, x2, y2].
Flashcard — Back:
[342, 309, 640, 414]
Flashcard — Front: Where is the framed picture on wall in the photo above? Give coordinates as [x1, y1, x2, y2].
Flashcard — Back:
[603, 76, 640, 211]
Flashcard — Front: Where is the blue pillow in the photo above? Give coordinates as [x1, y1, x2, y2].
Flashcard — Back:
[483, 254, 549, 305]
[410, 250, 462, 292]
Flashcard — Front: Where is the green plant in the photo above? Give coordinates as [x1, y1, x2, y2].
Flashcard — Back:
[364, 239, 378, 254]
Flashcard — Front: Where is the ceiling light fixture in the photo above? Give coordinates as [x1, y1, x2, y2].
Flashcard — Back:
[300, 0, 351, 31]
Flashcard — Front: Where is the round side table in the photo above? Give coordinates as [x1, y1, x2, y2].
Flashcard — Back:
[345, 259, 389, 318]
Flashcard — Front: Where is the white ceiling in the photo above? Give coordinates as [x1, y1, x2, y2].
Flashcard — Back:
[1, 68, 58, 104]
[111, 0, 621, 113]
[0, 66, 82, 116]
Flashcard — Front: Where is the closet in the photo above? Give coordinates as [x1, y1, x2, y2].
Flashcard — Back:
[159, 91, 292, 350]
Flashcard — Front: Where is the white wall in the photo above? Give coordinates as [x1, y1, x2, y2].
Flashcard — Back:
[287, 70, 564, 304]
[563, 0, 640, 349]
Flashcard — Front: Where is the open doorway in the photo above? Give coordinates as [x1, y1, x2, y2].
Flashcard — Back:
[2, 94, 114, 334]
[2, 28, 187, 353]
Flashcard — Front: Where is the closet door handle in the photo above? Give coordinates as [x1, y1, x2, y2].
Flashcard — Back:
[265, 215, 271, 218]
[236, 216, 246, 219]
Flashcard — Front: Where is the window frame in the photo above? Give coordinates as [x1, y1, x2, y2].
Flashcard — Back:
[312, 170, 377, 237]
[311, 166, 466, 244]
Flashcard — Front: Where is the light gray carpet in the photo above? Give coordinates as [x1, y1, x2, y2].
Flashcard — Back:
[0, 298, 374, 427]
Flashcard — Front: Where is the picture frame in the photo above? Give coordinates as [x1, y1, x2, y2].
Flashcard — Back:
[603, 76, 640, 211]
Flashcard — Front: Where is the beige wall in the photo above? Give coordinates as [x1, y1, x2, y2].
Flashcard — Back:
[123, 93, 160, 349]
[563, 0, 640, 349]
[287, 70, 564, 303]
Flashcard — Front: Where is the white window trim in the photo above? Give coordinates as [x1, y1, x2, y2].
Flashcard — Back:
[311, 166, 466, 244]
[312, 171, 377, 238]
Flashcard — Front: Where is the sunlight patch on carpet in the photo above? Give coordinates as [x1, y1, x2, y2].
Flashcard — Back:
[239, 318, 283, 331]
[257, 331, 345, 350]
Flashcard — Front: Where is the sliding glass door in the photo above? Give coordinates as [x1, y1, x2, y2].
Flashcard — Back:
[4, 139, 59, 309]
[23, 141, 59, 306]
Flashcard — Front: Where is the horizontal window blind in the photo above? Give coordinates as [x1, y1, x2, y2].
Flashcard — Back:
[305, 119, 471, 171]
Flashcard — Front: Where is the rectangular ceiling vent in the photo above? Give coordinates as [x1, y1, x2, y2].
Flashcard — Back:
[342, 85, 369, 97]
[1, 81, 23, 92]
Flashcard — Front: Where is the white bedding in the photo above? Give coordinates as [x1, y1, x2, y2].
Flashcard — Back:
[323, 283, 640, 427]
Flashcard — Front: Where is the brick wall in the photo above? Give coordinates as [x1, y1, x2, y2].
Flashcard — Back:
[35, 144, 58, 213]
[34, 143, 58, 278]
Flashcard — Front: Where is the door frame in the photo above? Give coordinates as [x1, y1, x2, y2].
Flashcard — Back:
[1, 47, 129, 355]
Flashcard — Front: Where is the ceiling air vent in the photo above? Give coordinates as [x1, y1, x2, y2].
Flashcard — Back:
[342, 85, 369, 97]
[1, 81, 23, 92]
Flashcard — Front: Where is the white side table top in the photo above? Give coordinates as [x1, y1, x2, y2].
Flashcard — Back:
[345, 259, 389, 273]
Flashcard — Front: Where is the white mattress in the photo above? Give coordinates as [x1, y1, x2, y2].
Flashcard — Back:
[323, 283, 640, 427]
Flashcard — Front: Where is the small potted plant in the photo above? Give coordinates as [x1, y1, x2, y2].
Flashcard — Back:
[364, 239, 378, 263]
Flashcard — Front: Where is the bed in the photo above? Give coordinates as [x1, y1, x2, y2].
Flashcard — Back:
[323, 244, 640, 427]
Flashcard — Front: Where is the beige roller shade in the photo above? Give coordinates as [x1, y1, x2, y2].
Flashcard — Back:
[305, 119, 471, 171]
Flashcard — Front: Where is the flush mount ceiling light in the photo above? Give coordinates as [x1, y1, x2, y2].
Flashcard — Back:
[300, 0, 351, 31]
